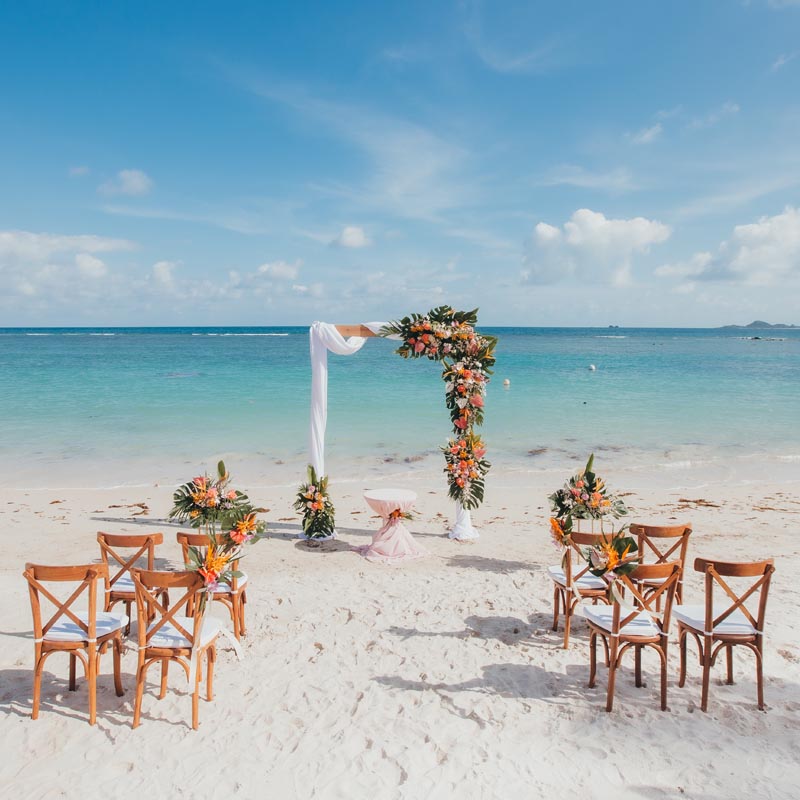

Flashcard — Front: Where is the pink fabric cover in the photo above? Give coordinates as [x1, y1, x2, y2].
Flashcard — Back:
[360, 489, 426, 564]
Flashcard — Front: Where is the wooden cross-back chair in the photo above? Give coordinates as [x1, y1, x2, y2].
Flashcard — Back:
[97, 532, 166, 633]
[675, 557, 775, 711]
[23, 563, 126, 725]
[549, 531, 613, 649]
[586, 561, 682, 712]
[131, 569, 221, 730]
[177, 532, 248, 639]
[629, 523, 692, 607]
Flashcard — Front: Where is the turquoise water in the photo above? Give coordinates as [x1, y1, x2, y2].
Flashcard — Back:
[1, 327, 798, 487]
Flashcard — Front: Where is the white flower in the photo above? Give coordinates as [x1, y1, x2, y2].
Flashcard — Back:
[456, 398, 468, 409]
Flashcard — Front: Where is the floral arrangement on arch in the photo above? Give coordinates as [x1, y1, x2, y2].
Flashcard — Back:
[293, 466, 336, 539]
[169, 460, 267, 595]
[382, 306, 496, 510]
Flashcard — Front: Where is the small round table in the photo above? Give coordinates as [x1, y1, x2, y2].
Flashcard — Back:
[360, 488, 426, 564]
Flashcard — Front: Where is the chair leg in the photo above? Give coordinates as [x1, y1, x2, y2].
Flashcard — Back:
[726, 645, 734, 685]
[133, 662, 145, 728]
[69, 652, 77, 691]
[32, 649, 44, 720]
[606, 639, 619, 712]
[87, 646, 97, 726]
[678, 628, 688, 688]
[659, 643, 668, 711]
[700, 636, 713, 712]
[159, 658, 169, 699]
[240, 590, 247, 636]
[563, 599, 573, 649]
[588, 630, 597, 688]
[755, 645, 765, 710]
[635, 646, 643, 688]
[192, 655, 201, 730]
[207, 646, 215, 701]
[231, 597, 240, 640]
[552, 585, 560, 631]
[113, 639, 124, 697]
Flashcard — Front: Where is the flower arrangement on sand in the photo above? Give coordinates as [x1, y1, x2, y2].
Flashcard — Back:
[169, 460, 266, 595]
[383, 306, 497, 510]
[549, 453, 629, 529]
[294, 465, 335, 539]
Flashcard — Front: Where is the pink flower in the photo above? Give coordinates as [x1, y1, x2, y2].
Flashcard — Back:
[450, 446, 459, 454]
[414, 341, 426, 353]
[193, 476, 207, 487]
[469, 394, 484, 408]
[226, 490, 237, 500]
[206, 487, 218, 499]
[474, 447, 486, 459]
[230, 528, 248, 544]
[454, 417, 468, 430]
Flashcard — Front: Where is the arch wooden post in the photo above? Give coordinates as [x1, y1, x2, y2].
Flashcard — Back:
[335, 325, 379, 338]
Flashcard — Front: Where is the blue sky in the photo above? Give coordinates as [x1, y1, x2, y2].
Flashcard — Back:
[1, 0, 799, 326]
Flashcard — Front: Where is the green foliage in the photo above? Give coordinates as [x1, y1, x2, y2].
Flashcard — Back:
[294, 464, 336, 539]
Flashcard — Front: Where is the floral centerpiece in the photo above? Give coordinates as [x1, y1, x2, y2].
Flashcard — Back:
[294, 465, 336, 539]
[383, 306, 497, 510]
[548, 453, 628, 531]
[169, 460, 267, 597]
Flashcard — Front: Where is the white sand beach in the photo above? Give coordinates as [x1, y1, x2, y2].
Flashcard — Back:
[1, 466, 798, 799]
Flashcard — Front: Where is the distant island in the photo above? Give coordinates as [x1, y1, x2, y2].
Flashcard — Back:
[720, 320, 799, 329]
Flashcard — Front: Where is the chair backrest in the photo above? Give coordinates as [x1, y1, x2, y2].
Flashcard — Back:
[611, 561, 682, 634]
[562, 531, 610, 587]
[131, 569, 205, 651]
[693, 557, 775, 637]
[23, 563, 107, 643]
[97, 532, 164, 594]
[630, 523, 692, 567]
[176, 532, 241, 590]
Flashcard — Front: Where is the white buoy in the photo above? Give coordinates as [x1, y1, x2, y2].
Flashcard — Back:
[503, 378, 511, 387]
[588, 364, 597, 371]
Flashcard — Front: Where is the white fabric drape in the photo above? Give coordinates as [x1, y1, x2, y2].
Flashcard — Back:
[309, 321, 390, 476]
[449, 503, 478, 540]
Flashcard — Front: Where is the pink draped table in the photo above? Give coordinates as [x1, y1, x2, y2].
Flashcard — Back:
[360, 488, 427, 564]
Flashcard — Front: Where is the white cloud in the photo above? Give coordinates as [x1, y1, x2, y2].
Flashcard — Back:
[152, 260, 179, 286]
[541, 164, 636, 193]
[462, 0, 566, 73]
[257, 260, 301, 280]
[292, 283, 323, 298]
[240, 76, 470, 221]
[332, 225, 370, 248]
[524, 208, 671, 286]
[629, 123, 662, 145]
[0, 230, 135, 261]
[688, 102, 740, 130]
[75, 252, 107, 278]
[772, 51, 799, 71]
[99, 169, 154, 196]
[68, 165, 90, 177]
[657, 206, 800, 286]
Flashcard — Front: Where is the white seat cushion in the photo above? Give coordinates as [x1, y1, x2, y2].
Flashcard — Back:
[584, 605, 661, 637]
[109, 573, 136, 594]
[673, 605, 757, 636]
[209, 573, 248, 594]
[548, 565, 607, 591]
[147, 615, 221, 649]
[44, 611, 128, 642]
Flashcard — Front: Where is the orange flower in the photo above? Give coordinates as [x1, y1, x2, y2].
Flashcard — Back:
[549, 517, 565, 545]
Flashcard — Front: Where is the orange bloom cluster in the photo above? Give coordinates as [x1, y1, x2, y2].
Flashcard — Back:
[229, 512, 258, 544]
[198, 546, 231, 586]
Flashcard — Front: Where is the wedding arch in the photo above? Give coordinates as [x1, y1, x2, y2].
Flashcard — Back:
[295, 307, 497, 541]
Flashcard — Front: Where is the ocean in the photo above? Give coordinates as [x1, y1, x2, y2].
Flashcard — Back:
[1, 326, 798, 489]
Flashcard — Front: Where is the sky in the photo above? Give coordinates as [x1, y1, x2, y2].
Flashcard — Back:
[1, 0, 799, 327]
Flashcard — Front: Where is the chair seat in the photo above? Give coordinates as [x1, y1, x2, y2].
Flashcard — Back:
[146, 615, 221, 649]
[109, 573, 137, 594]
[44, 611, 129, 643]
[584, 605, 661, 638]
[209, 573, 248, 594]
[548, 565, 607, 591]
[673, 605, 757, 636]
